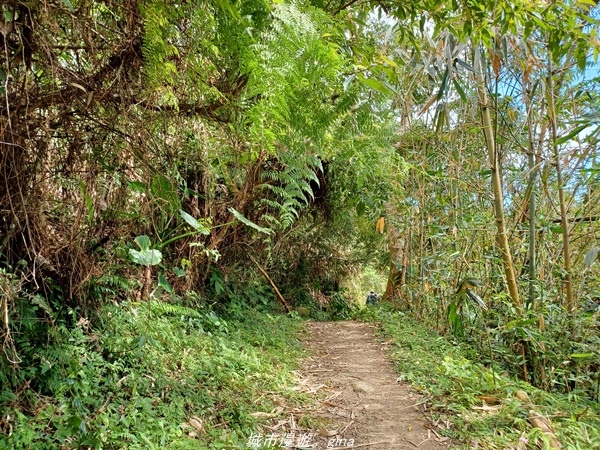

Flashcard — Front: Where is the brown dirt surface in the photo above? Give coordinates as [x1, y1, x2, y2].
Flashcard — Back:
[296, 320, 452, 450]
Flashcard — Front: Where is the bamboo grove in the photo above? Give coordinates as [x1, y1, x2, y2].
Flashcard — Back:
[1, 0, 600, 418]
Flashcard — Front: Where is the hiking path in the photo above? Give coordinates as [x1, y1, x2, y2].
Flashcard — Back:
[295, 321, 452, 450]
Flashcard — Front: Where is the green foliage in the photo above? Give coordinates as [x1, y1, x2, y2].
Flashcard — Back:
[228, 207, 273, 235]
[261, 155, 323, 229]
[1, 299, 304, 449]
[129, 235, 163, 266]
[3, 3, 600, 449]
[327, 292, 358, 320]
[447, 279, 487, 338]
[341, 265, 387, 305]
[360, 306, 600, 449]
[140, 1, 183, 91]
[179, 210, 211, 235]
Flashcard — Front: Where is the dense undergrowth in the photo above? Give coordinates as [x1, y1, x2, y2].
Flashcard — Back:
[356, 304, 600, 450]
[1, 297, 304, 449]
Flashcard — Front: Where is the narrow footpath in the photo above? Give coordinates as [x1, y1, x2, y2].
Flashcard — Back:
[298, 321, 451, 449]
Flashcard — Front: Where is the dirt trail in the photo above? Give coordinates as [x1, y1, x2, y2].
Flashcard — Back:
[299, 321, 451, 450]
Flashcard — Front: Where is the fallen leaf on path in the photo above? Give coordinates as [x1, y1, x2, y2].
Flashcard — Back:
[318, 429, 338, 437]
[189, 417, 203, 431]
[263, 419, 288, 431]
[250, 412, 277, 418]
[477, 395, 501, 405]
[472, 405, 503, 411]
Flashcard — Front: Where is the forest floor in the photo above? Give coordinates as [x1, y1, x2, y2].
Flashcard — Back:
[295, 321, 452, 450]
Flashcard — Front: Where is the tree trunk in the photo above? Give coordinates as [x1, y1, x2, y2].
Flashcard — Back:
[384, 226, 405, 300]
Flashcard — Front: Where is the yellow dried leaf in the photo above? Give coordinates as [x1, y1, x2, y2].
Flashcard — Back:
[493, 53, 501, 77]
[376, 217, 385, 233]
[189, 417, 204, 432]
[250, 412, 277, 418]
[318, 429, 338, 437]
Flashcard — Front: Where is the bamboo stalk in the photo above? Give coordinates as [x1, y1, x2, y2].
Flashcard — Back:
[475, 48, 522, 314]
[515, 391, 562, 449]
[525, 75, 538, 307]
[547, 58, 574, 312]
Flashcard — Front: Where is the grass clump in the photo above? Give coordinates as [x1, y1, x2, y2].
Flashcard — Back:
[355, 304, 600, 450]
[2, 299, 304, 449]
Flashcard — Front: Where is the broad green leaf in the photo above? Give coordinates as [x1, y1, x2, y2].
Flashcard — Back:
[135, 235, 152, 251]
[151, 174, 179, 211]
[180, 210, 210, 234]
[79, 182, 94, 226]
[173, 266, 186, 277]
[356, 200, 366, 217]
[158, 273, 173, 293]
[228, 207, 274, 235]
[128, 181, 147, 192]
[129, 248, 162, 266]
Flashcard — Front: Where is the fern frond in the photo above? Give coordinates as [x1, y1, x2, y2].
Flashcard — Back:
[146, 300, 202, 319]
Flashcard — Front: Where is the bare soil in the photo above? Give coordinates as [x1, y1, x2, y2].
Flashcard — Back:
[297, 321, 452, 450]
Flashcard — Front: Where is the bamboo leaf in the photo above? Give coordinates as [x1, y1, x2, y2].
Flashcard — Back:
[555, 124, 588, 145]
[570, 353, 595, 358]
[343, 74, 356, 91]
[453, 79, 467, 102]
[466, 288, 487, 310]
[584, 247, 599, 269]
[436, 67, 449, 101]
[418, 93, 438, 116]
[213, 0, 242, 21]
[456, 58, 475, 72]
[358, 75, 392, 95]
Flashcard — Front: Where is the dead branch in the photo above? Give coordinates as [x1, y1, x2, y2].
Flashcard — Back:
[249, 255, 291, 313]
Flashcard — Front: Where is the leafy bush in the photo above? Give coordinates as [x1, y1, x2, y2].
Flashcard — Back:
[327, 292, 358, 320]
[1, 300, 303, 449]
[360, 306, 600, 450]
